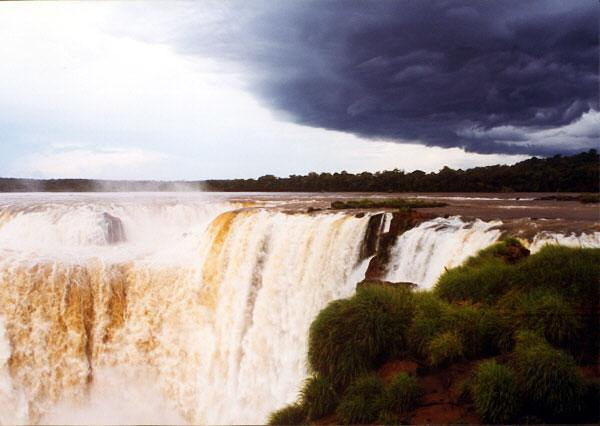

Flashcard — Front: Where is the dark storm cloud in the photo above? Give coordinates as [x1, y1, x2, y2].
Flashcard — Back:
[179, 0, 599, 155]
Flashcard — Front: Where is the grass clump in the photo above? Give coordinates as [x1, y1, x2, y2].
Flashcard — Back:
[434, 240, 515, 304]
[435, 244, 599, 355]
[512, 331, 584, 419]
[578, 193, 600, 203]
[503, 289, 581, 348]
[408, 294, 510, 361]
[330, 198, 446, 210]
[336, 373, 385, 425]
[537, 194, 600, 203]
[406, 292, 450, 358]
[514, 245, 600, 306]
[382, 373, 421, 414]
[267, 403, 307, 425]
[471, 359, 520, 424]
[451, 304, 511, 357]
[428, 330, 464, 366]
[299, 375, 338, 420]
[308, 285, 414, 388]
[269, 246, 599, 424]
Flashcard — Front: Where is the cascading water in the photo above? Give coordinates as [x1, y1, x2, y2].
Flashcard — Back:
[529, 231, 600, 253]
[0, 194, 598, 425]
[0, 194, 371, 425]
[383, 216, 502, 289]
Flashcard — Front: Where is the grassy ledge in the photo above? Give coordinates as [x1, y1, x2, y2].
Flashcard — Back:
[268, 240, 600, 425]
[330, 198, 447, 210]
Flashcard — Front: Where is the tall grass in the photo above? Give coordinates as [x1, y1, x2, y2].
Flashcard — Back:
[501, 289, 581, 348]
[268, 245, 599, 424]
[308, 285, 414, 388]
[330, 198, 446, 209]
[267, 403, 306, 425]
[382, 373, 421, 414]
[450, 304, 511, 356]
[299, 375, 338, 420]
[434, 242, 513, 304]
[472, 360, 520, 424]
[512, 331, 584, 420]
[408, 294, 509, 362]
[336, 373, 385, 425]
[406, 292, 450, 358]
[435, 243, 600, 307]
[428, 330, 464, 366]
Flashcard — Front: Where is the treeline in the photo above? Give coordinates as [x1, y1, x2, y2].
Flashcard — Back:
[0, 178, 204, 193]
[205, 150, 599, 193]
[0, 150, 597, 193]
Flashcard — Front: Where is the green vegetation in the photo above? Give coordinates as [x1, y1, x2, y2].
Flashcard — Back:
[382, 373, 421, 414]
[434, 238, 525, 304]
[406, 292, 450, 358]
[578, 194, 600, 203]
[428, 330, 464, 367]
[336, 374, 385, 425]
[505, 289, 581, 347]
[308, 285, 414, 388]
[537, 194, 600, 203]
[436, 241, 600, 306]
[270, 243, 600, 424]
[299, 375, 338, 420]
[472, 360, 520, 424]
[2, 151, 597, 193]
[0, 178, 204, 192]
[267, 403, 306, 426]
[330, 198, 446, 210]
[512, 331, 585, 419]
[203, 150, 599, 192]
[407, 293, 510, 362]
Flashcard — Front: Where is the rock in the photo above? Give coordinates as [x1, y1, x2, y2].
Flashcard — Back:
[100, 213, 126, 244]
[359, 213, 384, 259]
[356, 279, 417, 291]
[499, 241, 530, 263]
[364, 209, 433, 280]
[379, 359, 420, 383]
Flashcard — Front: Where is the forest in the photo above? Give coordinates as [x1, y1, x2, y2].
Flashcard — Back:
[0, 150, 597, 193]
[205, 150, 599, 193]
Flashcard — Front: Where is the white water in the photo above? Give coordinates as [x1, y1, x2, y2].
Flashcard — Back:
[0, 194, 370, 424]
[384, 216, 502, 289]
[0, 194, 598, 425]
[529, 231, 600, 253]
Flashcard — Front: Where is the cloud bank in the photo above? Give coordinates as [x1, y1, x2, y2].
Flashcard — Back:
[167, 0, 599, 155]
[13, 146, 166, 179]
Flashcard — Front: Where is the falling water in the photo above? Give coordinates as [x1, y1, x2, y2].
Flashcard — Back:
[0, 194, 598, 425]
[0, 195, 371, 424]
[383, 216, 502, 289]
[529, 231, 600, 253]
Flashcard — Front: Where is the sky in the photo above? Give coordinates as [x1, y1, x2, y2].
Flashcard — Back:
[0, 1, 597, 180]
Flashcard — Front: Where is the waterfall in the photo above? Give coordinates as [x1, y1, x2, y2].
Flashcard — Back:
[529, 231, 600, 253]
[383, 216, 502, 289]
[0, 196, 371, 424]
[0, 194, 598, 425]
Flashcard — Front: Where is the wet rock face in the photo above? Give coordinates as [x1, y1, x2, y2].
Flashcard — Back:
[364, 210, 432, 280]
[100, 213, 126, 244]
[360, 213, 385, 259]
[356, 279, 417, 291]
[498, 240, 530, 263]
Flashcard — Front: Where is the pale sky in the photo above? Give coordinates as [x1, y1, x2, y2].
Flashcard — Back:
[1, 1, 595, 180]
